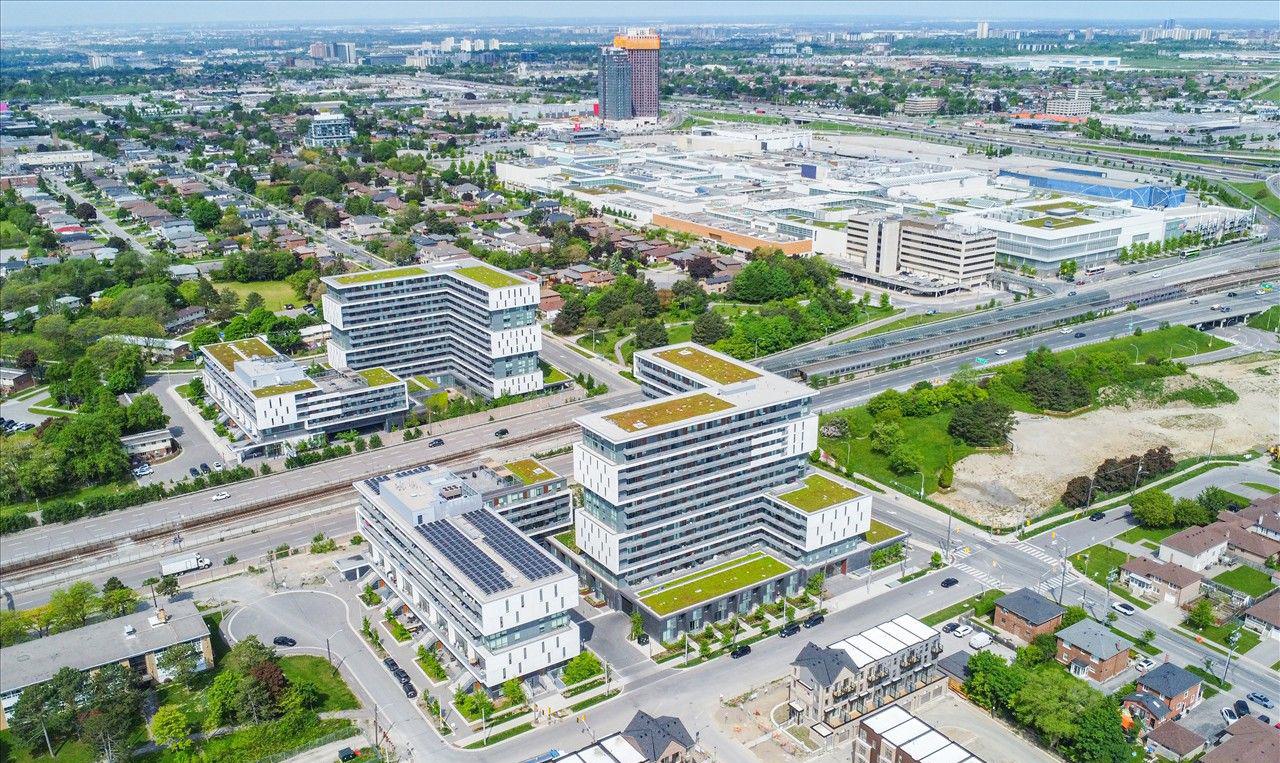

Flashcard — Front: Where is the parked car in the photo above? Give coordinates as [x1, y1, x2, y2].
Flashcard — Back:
[804, 614, 824, 629]
[1135, 657, 1156, 673]
[1222, 707, 1238, 723]
[428, 438, 444, 448]
[382, 657, 400, 672]
[779, 622, 801, 638]
[394, 669, 411, 685]
[213, 461, 224, 471]
[402, 683, 417, 699]
[940, 577, 959, 588]
[968, 632, 992, 649]
[941, 622, 959, 634]
[189, 467, 200, 478]
[1247, 692, 1275, 709]
[730, 644, 752, 659]
[338, 748, 358, 762]
[1059, 327, 1072, 334]
[1259, 714, 1271, 725]
[1227, 291, 1238, 297]
[1235, 699, 1252, 717]
[1089, 512, 1106, 521]
[199, 463, 211, 474]
[211, 491, 230, 502]
[952, 625, 974, 638]
[1111, 601, 1136, 616]
[636, 633, 649, 645]
[272, 636, 297, 647]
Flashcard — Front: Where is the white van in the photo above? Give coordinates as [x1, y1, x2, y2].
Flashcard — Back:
[968, 632, 993, 650]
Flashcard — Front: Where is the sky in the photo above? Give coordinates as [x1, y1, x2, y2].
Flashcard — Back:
[1, 0, 1277, 28]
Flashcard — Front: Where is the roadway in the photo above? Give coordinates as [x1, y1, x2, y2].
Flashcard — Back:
[46, 174, 153, 254]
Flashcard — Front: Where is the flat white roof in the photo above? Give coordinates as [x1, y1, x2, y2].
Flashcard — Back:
[922, 744, 978, 763]
[827, 614, 936, 667]
[884, 717, 931, 746]
[863, 705, 912, 733]
[600, 735, 646, 763]
[902, 729, 952, 759]
[892, 614, 939, 642]
[575, 746, 618, 763]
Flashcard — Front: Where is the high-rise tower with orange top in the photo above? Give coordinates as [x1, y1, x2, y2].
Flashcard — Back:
[613, 29, 660, 119]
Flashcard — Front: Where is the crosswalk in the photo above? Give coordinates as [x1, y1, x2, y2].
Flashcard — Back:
[954, 561, 1002, 588]
[1015, 542, 1060, 565]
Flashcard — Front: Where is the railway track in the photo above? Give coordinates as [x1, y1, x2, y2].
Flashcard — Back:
[0, 422, 580, 582]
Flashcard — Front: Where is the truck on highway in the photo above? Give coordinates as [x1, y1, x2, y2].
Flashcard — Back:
[160, 553, 212, 576]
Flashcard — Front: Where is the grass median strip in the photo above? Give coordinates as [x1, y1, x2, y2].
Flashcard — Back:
[463, 722, 534, 749]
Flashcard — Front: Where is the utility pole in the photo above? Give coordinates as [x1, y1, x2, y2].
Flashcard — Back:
[1222, 628, 1242, 684]
[1057, 543, 1068, 604]
[944, 510, 954, 562]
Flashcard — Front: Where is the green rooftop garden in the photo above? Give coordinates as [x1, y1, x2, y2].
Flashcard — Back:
[333, 266, 428, 285]
[638, 551, 793, 616]
[1023, 200, 1093, 213]
[543, 366, 570, 385]
[203, 336, 276, 371]
[504, 458, 556, 485]
[865, 518, 906, 544]
[411, 374, 439, 390]
[1018, 216, 1093, 230]
[251, 378, 317, 398]
[357, 367, 400, 387]
[653, 346, 760, 385]
[604, 392, 733, 432]
[454, 265, 525, 289]
[777, 474, 861, 513]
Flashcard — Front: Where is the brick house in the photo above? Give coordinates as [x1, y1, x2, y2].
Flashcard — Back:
[1055, 618, 1131, 682]
[1120, 557, 1203, 606]
[993, 587, 1065, 642]
[1123, 663, 1203, 729]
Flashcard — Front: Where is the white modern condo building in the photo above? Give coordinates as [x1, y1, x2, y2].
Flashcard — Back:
[322, 258, 541, 399]
[561, 343, 876, 639]
[356, 465, 580, 688]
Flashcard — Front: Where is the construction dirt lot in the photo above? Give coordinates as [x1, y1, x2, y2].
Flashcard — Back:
[939, 354, 1280, 528]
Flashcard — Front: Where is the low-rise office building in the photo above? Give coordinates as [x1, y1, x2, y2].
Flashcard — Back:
[559, 343, 883, 640]
[322, 259, 541, 400]
[789, 615, 944, 740]
[356, 465, 580, 688]
[1, 600, 212, 729]
[201, 336, 407, 460]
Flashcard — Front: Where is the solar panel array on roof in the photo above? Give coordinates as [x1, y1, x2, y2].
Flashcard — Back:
[416, 519, 513, 595]
[465, 510, 561, 581]
[364, 464, 435, 495]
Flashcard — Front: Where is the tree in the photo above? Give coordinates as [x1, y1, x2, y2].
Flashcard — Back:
[158, 642, 201, 687]
[887, 444, 921, 476]
[1186, 598, 1215, 630]
[16, 347, 38, 370]
[630, 610, 645, 641]
[502, 678, 527, 708]
[1131, 489, 1176, 528]
[1011, 666, 1095, 748]
[187, 198, 220, 231]
[1197, 486, 1245, 518]
[965, 651, 1026, 713]
[691, 309, 729, 345]
[1070, 697, 1129, 762]
[125, 393, 169, 434]
[869, 421, 903, 454]
[1057, 259, 1078, 280]
[243, 291, 266, 313]
[633, 318, 669, 350]
[155, 574, 180, 599]
[48, 580, 100, 631]
[74, 201, 98, 221]
[150, 705, 192, 753]
[100, 585, 140, 618]
[1060, 605, 1088, 630]
[1173, 497, 1210, 527]
[947, 399, 1015, 447]
[1061, 476, 1094, 509]
[80, 662, 142, 761]
[805, 572, 826, 597]
[0, 609, 29, 647]
[562, 651, 602, 684]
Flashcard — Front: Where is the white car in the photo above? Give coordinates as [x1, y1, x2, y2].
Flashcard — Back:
[211, 491, 231, 501]
[212, 461, 224, 472]
[1059, 327, 1072, 334]
[1221, 707, 1238, 724]
[968, 632, 993, 649]
[952, 624, 974, 638]
[1111, 601, 1136, 616]
[1135, 657, 1156, 673]
[994, 349, 1008, 356]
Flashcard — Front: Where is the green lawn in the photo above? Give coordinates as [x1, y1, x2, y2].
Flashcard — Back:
[921, 590, 1003, 626]
[0, 731, 98, 763]
[1070, 544, 1129, 584]
[689, 109, 788, 125]
[1246, 305, 1280, 332]
[1231, 181, 1280, 218]
[278, 655, 359, 711]
[543, 366, 570, 385]
[1212, 567, 1277, 598]
[218, 280, 298, 312]
[820, 410, 974, 496]
[638, 552, 792, 615]
[855, 310, 964, 339]
[1180, 621, 1262, 655]
[865, 518, 906, 544]
[1243, 481, 1279, 495]
[1115, 526, 1180, 545]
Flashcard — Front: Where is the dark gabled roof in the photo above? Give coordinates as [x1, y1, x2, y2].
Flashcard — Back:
[1147, 721, 1205, 756]
[1139, 663, 1201, 700]
[1124, 691, 1170, 720]
[791, 641, 853, 688]
[621, 710, 695, 761]
[996, 587, 1066, 626]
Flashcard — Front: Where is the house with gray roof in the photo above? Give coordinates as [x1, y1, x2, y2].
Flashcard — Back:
[1055, 618, 1132, 682]
[1124, 662, 1203, 728]
[994, 587, 1065, 642]
[0, 600, 212, 729]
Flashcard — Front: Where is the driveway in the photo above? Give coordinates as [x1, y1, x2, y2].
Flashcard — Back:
[571, 606, 649, 675]
[137, 373, 228, 486]
[225, 586, 435, 756]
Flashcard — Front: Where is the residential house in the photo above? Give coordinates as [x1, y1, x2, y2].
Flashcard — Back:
[1120, 557, 1203, 606]
[450, 183, 481, 200]
[157, 217, 197, 240]
[564, 711, 696, 763]
[1146, 722, 1205, 761]
[0, 367, 35, 394]
[993, 587, 1065, 642]
[1229, 496, 1280, 543]
[1203, 716, 1280, 763]
[1122, 663, 1202, 728]
[1159, 525, 1230, 572]
[641, 243, 680, 265]
[540, 287, 565, 317]
[418, 242, 470, 262]
[1243, 592, 1280, 641]
[164, 305, 207, 334]
[1055, 618, 1131, 682]
[1159, 518, 1280, 571]
[344, 215, 388, 241]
